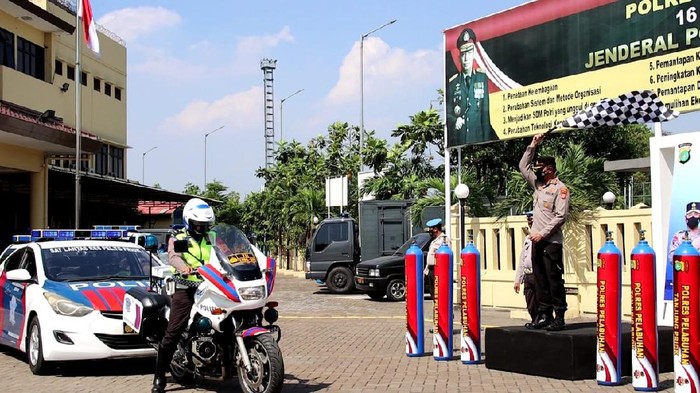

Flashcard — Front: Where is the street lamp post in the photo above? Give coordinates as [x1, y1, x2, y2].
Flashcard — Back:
[455, 183, 470, 250]
[280, 89, 304, 142]
[359, 19, 396, 239]
[142, 146, 157, 184]
[360, 19, 396, 176]
[204, 125, 225, 188]
[603, 191, 616, 210]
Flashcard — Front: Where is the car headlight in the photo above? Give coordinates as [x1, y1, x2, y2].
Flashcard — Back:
[43, 292, 94, 317]
[369, 268, 380, 277]
[239, 285, 265, 300]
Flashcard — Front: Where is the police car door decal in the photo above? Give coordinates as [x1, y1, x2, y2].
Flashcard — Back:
[1, 274, 26, 348]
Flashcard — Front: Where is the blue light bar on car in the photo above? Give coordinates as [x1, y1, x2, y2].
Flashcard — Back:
[18, 229, 131, 242]
[11, 235, 31, 243]
[93, 225, 141, 231]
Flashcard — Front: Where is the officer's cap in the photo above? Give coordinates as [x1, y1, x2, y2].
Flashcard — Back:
[426, 218, 442, 228]
[525, 211, 534, 218]
[457, 28, 476, 51]
[687, 202, 700, 215]
[534, 155, 556, 169]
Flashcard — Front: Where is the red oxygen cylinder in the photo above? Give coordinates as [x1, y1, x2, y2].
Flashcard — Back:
[596, 231, 623, 386]
[673, 234, 700, 393]
[630, 230, 658, 391]
[433, 239, 453, 361]
[630, 230, 659, 392]
[405, 243, 424, 356]
[460, 239, 481, 364]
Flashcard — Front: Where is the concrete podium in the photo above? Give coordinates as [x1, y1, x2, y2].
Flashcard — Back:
[484, 322, 673, 380]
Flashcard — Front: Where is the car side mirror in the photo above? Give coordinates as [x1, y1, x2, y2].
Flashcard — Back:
[173, 239, 189, 253]
[6, 268, 32, 281]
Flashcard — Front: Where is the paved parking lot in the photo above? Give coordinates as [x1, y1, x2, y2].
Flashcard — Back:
[0, 272, 676, 392]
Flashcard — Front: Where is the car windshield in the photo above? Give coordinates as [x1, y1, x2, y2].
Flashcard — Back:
[41, 244, 155, 282]
[394, 233, 432, 255]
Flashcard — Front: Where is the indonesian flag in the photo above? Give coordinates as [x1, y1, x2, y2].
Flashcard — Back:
[77, 0, 100, 55]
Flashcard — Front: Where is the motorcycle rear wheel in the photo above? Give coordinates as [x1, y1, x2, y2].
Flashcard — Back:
[237, 334, 284, 393]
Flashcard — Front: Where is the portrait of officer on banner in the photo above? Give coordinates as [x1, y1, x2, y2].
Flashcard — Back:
[446, 27, 497, 147]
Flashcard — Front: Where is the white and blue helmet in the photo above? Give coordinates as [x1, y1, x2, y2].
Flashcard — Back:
[182, 198, 215, 235]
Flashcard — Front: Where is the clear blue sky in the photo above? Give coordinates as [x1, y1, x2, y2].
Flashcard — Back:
[90, 1, 700, 197]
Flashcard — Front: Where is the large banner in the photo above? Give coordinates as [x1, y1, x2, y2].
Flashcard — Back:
[445, 0, 700, 147]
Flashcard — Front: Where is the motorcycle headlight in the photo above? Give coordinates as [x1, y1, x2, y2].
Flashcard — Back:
[369, 268, 380, 277]
[239, 285, 265, 300]
[43, 292, 94, 317]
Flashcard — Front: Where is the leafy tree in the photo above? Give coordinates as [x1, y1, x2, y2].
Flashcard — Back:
[492, 142, 621, 224]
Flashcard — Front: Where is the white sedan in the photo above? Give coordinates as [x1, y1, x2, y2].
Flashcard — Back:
[0, 238, 163, 374]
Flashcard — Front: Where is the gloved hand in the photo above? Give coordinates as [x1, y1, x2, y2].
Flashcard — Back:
[423, 266, 429, 276]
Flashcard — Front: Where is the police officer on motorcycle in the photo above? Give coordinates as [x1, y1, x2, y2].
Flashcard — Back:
[152, 198, 215, 393]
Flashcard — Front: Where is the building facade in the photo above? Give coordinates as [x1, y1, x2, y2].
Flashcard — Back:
[0, 1, 198, 245]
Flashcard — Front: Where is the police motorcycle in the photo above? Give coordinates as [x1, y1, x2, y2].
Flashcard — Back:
[123, 224, 283, 393]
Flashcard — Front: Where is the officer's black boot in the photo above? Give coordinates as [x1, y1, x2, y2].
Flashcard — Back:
[524, 314, 538, 329]
[546, 310, 566, 331]
[527, 312, 552, 330]
[152, 345, 173, 393]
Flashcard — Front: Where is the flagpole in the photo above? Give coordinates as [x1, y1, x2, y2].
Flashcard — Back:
[75, 2, 81, 229]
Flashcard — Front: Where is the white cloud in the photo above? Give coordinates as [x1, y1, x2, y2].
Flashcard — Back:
[160, 86, 262, 133]
[130, 47, 212, 81]
[236, 26, 295, 55]
[326, 37, 439, 105]
[97, 7, 181, 43]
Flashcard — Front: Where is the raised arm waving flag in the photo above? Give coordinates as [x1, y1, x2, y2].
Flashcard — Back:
[560, 90, 679, 129]
[77, 0, 100, 55]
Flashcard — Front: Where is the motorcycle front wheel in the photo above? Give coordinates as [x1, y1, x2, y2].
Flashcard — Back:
[237, 334, 284, 393]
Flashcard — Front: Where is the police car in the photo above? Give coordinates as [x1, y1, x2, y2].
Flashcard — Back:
[0, 227, 165, 374]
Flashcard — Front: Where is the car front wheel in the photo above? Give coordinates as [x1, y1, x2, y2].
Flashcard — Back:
[27, 318, 51, 375]
[386, 278, 406, 301]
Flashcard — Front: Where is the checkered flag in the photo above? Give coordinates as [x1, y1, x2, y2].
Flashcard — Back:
[560, 90, 679, 129]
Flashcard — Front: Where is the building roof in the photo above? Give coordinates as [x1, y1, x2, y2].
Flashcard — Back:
[603, 157, 650, 173]
[137, 202, 181, 216]
[49, 166, 221, 207]
[0, 100, 101, 154]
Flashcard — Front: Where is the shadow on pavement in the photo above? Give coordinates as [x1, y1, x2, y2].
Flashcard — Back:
[53, 356, 156, 376]
[281, 374, 332, 392]
[160, 373, 331, 393]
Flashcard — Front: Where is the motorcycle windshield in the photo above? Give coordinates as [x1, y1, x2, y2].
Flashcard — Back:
[208, 224, 258, 275]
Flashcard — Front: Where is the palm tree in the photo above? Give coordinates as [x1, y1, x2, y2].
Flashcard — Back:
[410, 171, 497, 227]
[493, 142, 621, 224]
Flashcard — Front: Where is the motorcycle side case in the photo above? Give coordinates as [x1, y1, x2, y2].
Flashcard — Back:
[123, 287, 170, 342]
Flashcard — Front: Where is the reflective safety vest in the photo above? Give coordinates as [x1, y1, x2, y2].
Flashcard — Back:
[175, 230, 211, 282]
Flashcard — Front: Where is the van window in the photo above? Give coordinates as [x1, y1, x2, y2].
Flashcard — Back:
[314, 222, 348, 252]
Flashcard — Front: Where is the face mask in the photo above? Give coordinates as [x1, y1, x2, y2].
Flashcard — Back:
[688, 217, 699, 230]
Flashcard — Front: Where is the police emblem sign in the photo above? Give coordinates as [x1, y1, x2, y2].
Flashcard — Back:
[679, 142, 692, 164]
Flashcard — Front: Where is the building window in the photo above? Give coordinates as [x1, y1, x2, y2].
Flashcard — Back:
[16, 36, 44, 80]
[55, 59, 63, 75]
[109, 146, 124, 178]
[95, 144, 109, 175]
[81, 71, 87, 86]
[0, 28, 14, 68]
[93, 78, 100, 92]
[115, 87, 122, 101]
[105, 83, 112, 96]
[67, 65, 75, 80]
